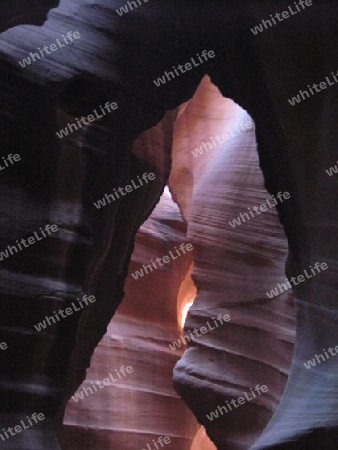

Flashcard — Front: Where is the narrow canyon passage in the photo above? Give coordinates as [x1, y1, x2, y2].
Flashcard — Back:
[0, 2, 337, 449]
[59, 76, 295, 449]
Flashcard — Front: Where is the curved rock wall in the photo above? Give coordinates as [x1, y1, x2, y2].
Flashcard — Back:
[170, 76, 296, 450]
[62, 187, 200, 449]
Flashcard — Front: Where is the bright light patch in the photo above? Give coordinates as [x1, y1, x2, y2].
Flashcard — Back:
[181, 301, 193, 329]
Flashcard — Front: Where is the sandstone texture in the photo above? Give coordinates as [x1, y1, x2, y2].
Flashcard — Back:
[0, 1, 336, 449]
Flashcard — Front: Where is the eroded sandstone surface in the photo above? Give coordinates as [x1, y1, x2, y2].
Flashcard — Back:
[0, 1, 337, 449]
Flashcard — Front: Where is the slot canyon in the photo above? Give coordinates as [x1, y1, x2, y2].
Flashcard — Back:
[0, 1, 337, 449]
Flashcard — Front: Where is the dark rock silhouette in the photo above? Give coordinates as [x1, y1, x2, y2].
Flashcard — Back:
[0, 1, 337, 448]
